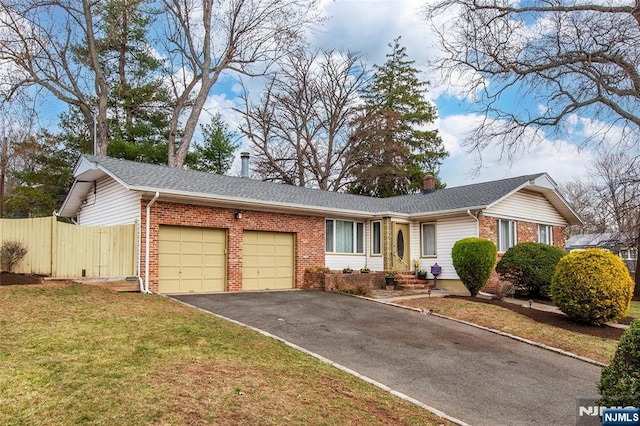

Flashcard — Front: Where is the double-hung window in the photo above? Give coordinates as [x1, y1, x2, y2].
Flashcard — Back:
[421, 223, 436, 256]
[497, 219, 517, 252]
[537, 224, 553, 245]
[326, 219, 364, 254]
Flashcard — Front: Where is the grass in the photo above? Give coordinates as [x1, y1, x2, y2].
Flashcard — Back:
[0, 282, 450, 426]
[628, 300, 640, 318]
[399, 297, 619, 365]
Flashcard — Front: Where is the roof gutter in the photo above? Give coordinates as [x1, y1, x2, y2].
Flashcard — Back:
[144, 192, 160, 294]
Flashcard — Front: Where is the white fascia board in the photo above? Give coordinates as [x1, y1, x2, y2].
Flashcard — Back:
[60, 158, 133, 217]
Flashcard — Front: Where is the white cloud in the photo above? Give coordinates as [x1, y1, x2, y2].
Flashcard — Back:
[438, 114, 595, 187]
[312, 0, 430, 65]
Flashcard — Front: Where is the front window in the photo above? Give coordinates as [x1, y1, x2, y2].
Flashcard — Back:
[497, 219, 516, 252]
[421, 223, 436, 256]
[537, 224, 553, 245]
[326, 219, 365, 254]
[371, 221, 381, 255]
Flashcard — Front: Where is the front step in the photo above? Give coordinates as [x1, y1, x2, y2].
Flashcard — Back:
[393, 271, 432, 290]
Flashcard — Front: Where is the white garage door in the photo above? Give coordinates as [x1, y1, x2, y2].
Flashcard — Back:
[158, 226, 226, 294]
[243, 231, 294, 290]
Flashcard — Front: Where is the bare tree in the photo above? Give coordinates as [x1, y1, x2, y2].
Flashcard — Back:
[237, 50, 368, 190]
[160, 0, 321, 168]
[562, 152, 640, 289]
[425, 0, 640, 155]
[0, 0, 110, 154]
[560, 180, 608, 237]
[0, 0, 321, 167]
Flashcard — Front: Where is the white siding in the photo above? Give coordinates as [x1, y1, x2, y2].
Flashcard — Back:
[325, 254, 371, 271]
[485, 190, 567, 225]
[414, 216, 478, 280]
[77, 177, 141, 226]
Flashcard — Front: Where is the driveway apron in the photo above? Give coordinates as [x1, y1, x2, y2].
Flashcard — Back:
[173, 291, 602, 426]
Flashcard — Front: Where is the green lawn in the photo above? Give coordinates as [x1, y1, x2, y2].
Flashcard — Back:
[400, 297, 620, 364]
[0, 282, 449, 425]
[629, 300, 640, 318]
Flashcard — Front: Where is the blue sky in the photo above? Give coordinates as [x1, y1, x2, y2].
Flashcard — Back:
[209, 0, 598, 187]
[14, 0, 605, 188]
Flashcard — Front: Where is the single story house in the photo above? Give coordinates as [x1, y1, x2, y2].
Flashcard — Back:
[60, 154, 581, 294]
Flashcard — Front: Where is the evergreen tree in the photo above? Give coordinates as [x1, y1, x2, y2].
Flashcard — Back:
[3, 130, 79, 218]
[185, 114, 240, 174]
[97, 0, 171, 163]
[348, 37, 448, 197]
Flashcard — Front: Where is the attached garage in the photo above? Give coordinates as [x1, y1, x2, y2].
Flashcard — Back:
[158, 226, 226, 294]
[242, 231, 294, 290]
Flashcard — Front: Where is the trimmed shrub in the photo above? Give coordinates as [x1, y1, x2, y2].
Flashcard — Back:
[551, 248, 634, 325]
[495, 242, 566, 297]
[0, 240, 28, 272]
[451, 238, 497, 296]
[598, 319, 640, 406]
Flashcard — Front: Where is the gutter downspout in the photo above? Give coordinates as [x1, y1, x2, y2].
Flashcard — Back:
[467, 209, 481, 236]
[145, 192, 160, 294]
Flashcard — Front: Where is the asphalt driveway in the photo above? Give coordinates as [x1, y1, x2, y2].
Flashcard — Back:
[173, 290, 602, 425]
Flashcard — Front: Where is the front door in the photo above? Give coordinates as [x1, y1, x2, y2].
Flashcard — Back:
[392, 222, 410, 270]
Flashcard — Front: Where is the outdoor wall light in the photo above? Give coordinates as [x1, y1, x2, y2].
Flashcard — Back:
[234, 210, 243, 219]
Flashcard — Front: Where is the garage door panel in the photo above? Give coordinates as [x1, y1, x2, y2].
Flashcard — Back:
[203, 242, 224, 254]
[159, 226, 226, 294]
[276, 256, 293, 267]
[242, 231, 293, 291]
[259, 256, 276, 267]
[181, 241, 203, 253]
[180, 254, 203, 267]
[276, 266, 292, 277]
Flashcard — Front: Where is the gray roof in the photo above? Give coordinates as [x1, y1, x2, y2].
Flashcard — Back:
[387, 174, 546, 214]
[65, 155, 552, 216]
[566, 233, 633, 250]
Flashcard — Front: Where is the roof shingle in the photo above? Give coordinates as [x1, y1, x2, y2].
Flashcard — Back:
[80, 155, 546, 215]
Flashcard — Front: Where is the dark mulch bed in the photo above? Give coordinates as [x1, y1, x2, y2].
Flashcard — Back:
[0, 272, 43, 285]
[447, 295, 627, 340]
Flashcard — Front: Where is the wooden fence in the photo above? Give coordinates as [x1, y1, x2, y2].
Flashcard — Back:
[0, 216, 137, 277]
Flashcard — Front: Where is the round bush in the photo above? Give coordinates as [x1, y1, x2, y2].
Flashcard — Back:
[551, 248, 634, 325]
[451, 238, 497, 296]
[599, 319, 640, 406]
[495, 242, 566, 297]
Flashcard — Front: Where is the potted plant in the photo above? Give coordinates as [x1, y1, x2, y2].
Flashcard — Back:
[360, 266, 370, 273]
[417, 269, 427, 280]
[413, 259, 420, 274]
[342, 267, 353, 274]
[384, 273, 395, 289]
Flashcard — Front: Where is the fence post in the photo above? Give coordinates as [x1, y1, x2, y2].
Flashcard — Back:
[51, 215, 57, 277]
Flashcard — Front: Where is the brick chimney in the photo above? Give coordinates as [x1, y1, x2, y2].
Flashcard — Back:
[422, 174, 436, 194]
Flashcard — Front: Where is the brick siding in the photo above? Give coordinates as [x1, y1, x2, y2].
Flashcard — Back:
[141, 200, 325, 293]
[478, 215, 566, 293]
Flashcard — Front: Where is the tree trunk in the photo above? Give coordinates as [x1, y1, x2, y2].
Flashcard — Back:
[634, 225, 640, 299]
